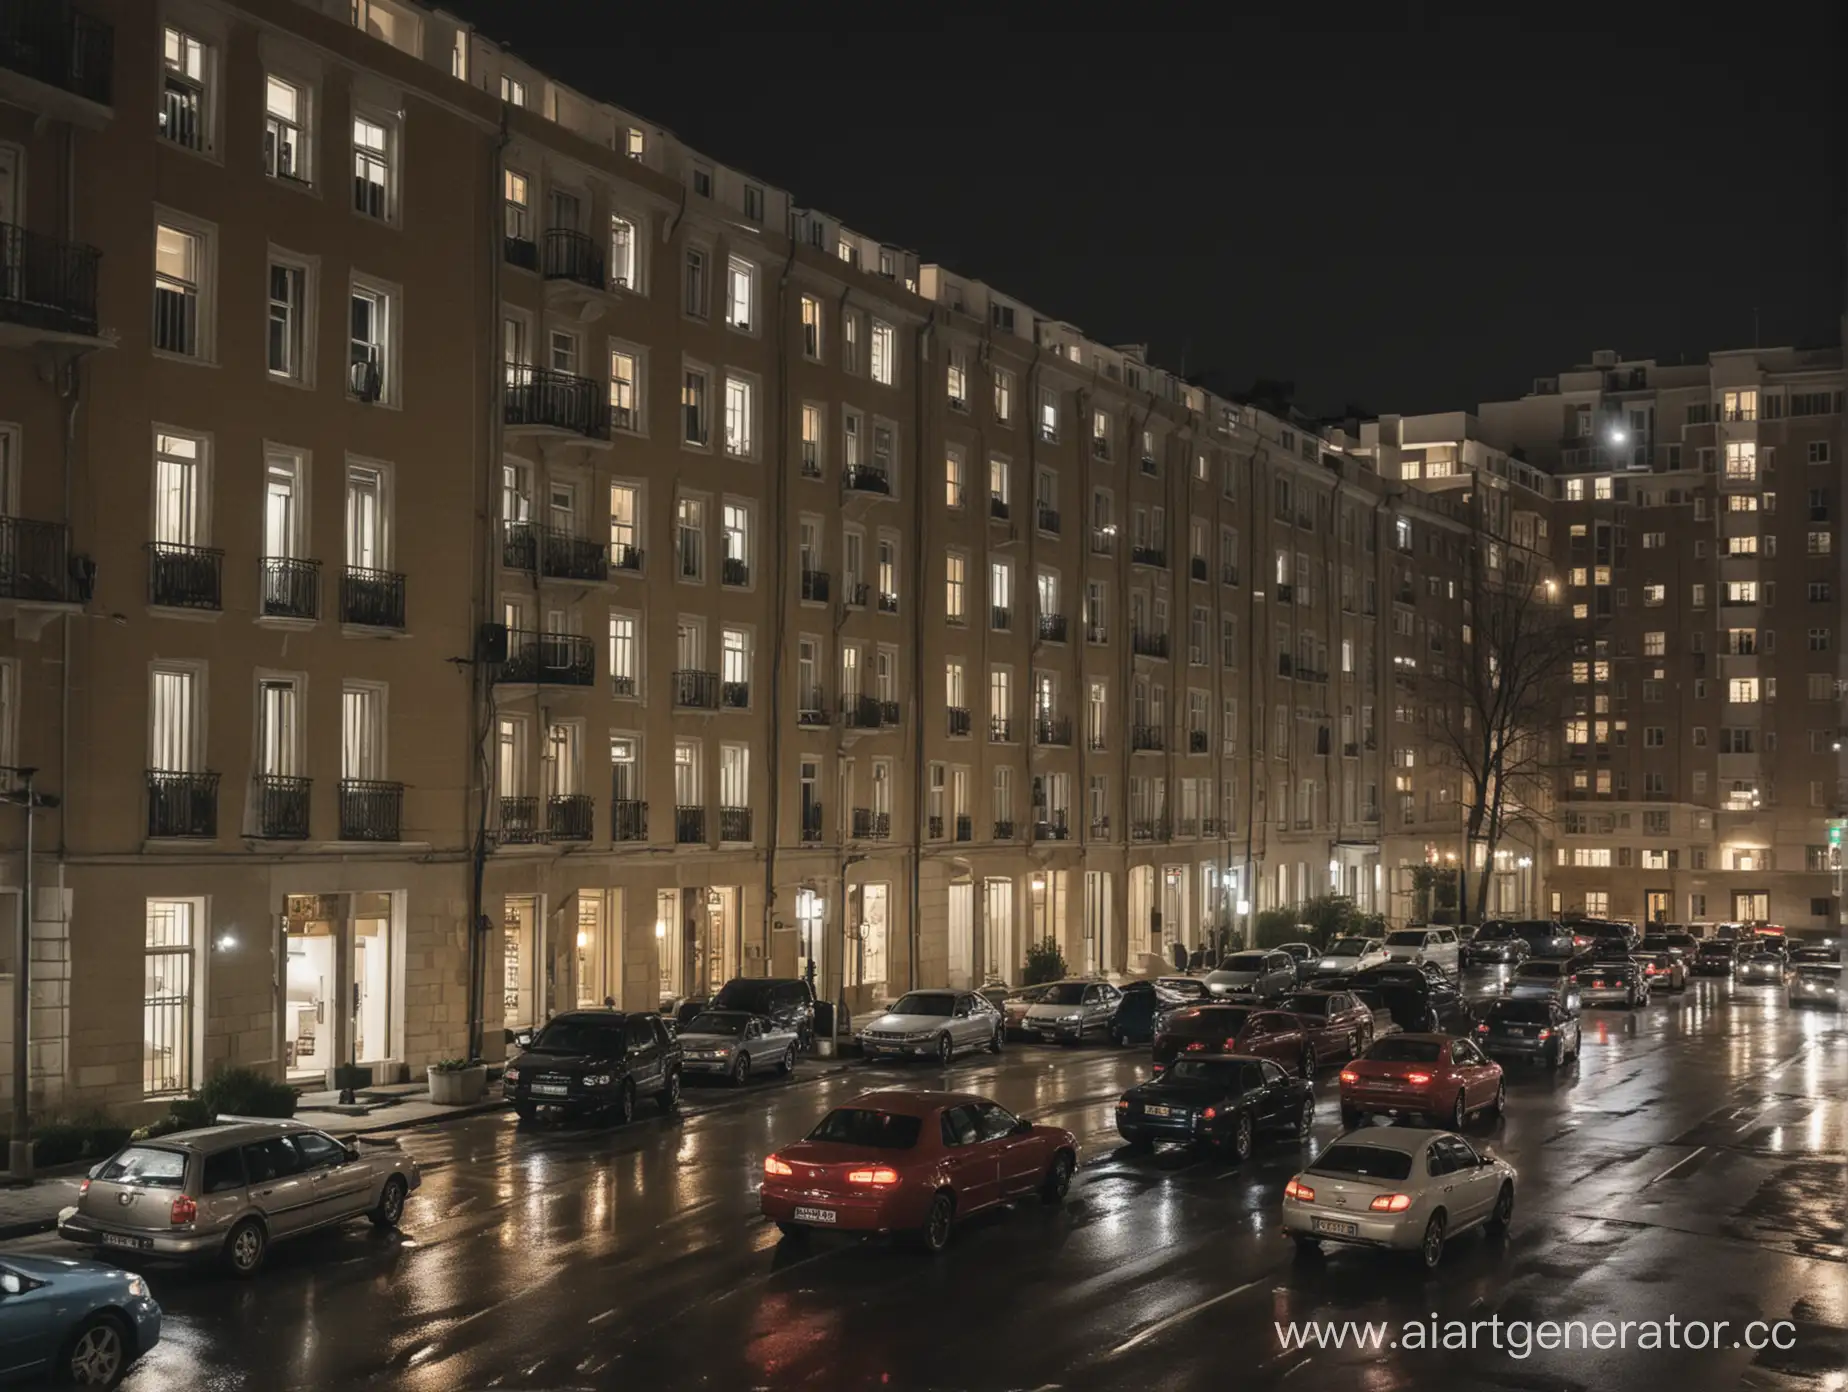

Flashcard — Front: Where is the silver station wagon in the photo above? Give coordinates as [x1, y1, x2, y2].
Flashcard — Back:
[56, 1119, 420, 1278]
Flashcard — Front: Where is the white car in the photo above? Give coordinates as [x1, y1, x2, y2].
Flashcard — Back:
[1281, 1128, 1516, 1270]
[856, 990, 1004, 1062]
[1381, 927, 1459, 976]
[1312, 937, 1389, 976]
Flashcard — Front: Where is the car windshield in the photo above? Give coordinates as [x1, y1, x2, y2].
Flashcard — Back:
[714, 982, 779, 1012]
[1699, 943, 1734, 955]
[1165, 1006, 1253, 1036]
[1308, 1143, 1414, 1181]
[1796, 964, 1841, 978]
[889, 994, 955, 1017]
[1007, 985, 1051, 1003]
[1219, 953, 1268, 973]
[1487, 1000, 1551, 1023]
[1157, 977, 1207, 997]
[98, 1145, 188, 1189]
[1365, 1037, 1442, 1063]
[1283, 995, 1330, 1015]
[1167, 1059, 1245, 1085]
[1747, 953, 1782, 964]
[1474, 924, 1513, 940]
[1324, 939, 1368, 956]
[1384, 931, 1427, 946]
[807, 1108, 922, 1149]
[686, 1012, 752, 1037]
[1039, 983, 1089, 1005]
[530, 1018, 625, 1055]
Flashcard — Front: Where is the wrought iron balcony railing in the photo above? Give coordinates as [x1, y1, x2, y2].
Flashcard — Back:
[146, 769, 218, 839]
[338, 778, 402, 842]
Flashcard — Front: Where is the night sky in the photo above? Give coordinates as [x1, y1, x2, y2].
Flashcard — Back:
[444, 4, 1845, 418]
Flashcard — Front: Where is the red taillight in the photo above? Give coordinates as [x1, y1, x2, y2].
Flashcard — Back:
[1284, 1179, 1315, 1202]
[169, 1195, 197, 1226]
[1644, 963, 1657, 976]
[79, 1178, 90, 1196]
[1116, 1099, 1129, 1110]
[1404, 1072, 1432, 1085]
[847, 1166, 900, 1186]
[1369, 1192, 1413, 1212]
[1338, 1069, 1358, 1084]
[1475, 1022, 1489, 1033]
[1185, 1041, 1206, 1052]
[763, 1156, 794, 1177]
[1536, 1028, 1552, 1040]
[1202, 1106, 1218, 1120]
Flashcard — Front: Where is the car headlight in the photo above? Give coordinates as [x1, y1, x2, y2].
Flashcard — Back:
[504, 1066, 521, 1083]
[904, 1030, 936, 1041]
[1061, 1012, 1082, 1023]
[126, 1276, 149, 1300]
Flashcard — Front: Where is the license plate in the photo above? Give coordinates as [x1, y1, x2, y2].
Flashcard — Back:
[531, 1082, 568, 1097]
[101, 1233, 152, 1251]
[793, 1206, 836, 1225]
[1032, 1030, 1052, 1040]
[1145, 1104, 1172, 1117]
[1313, 1217, 1358, 1237]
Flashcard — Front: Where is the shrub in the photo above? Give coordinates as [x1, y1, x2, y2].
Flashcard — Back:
[1023, 937, 1069, 985]
[1252, 906, 1301, 948]
[28, 1115, 132, 1168]
[429, 1057, 476, 1073]
[200, 1065, 297, 1121]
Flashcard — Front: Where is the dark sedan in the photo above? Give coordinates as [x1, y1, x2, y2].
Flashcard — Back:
[1115, 1055, 1316, 1160]
[1641, 930, 1700, 964]
[1462, 922, 1531, 968]
[1277, 990, 1376, 1069]
[1692, 940, 1741, 975]
[1345, 964, 1466, 1033]
[1473, 997, 1580, 1069]
[504, 1010, 683, 1122]
[1573, 957, 1649, 1008]
[1152, 1004, 1309, 1075]
[1508, 920, 1584, 959]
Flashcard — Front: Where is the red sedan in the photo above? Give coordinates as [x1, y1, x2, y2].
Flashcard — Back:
[759, 1090, 1078, 1252]
[1152, 1004, 1309, 1075]
[1277, 989, 1377, 1070]
[1338, 1033, 1504, 1131]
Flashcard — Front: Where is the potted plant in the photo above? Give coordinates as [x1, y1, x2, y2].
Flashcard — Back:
[426, 1057, 487, 1105]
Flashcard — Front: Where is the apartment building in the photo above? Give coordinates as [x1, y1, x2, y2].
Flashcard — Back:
[1473, 348, 1847, 930]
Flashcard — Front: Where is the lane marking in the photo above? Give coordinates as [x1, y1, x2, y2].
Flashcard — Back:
[1645, 1146, 1708, 1186]
[1107, 1277, 1264, 1356]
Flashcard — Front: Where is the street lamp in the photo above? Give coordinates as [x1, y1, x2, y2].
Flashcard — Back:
[4, 769, 60, 1185]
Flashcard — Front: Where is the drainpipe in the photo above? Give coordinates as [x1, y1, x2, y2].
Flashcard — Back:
[1022, 338, 1043, 955]
[1241, 441, 1268, 945]
[1073, 383, 1091, 967]
[908, 308, 936, 989]
[762, 240, 798, 969]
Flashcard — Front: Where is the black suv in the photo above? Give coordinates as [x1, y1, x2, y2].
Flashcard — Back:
[712, 977, 817, 1050]
[504, 1010, 682, 1124]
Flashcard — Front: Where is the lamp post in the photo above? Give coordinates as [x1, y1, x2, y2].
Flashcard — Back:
[5, 769, 59, 1185]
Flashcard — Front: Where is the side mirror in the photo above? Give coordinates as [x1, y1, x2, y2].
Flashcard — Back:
[87, 1162, 105, 1180]
[1013, 1117, 1034, 1135]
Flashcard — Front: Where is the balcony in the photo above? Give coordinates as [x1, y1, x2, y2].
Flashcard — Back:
[611, 673, 637, 698]
[543, 228, 604, 289]
[721, 679, 750, 709]
[1090, 527, 1115, 557]
[501, 522, 536, 571]
[498, 796, 542, 844]
[800, 569, 830, 603]
[841, 580, 870, 608]
[542, 527, 610, 582]
[722, 556, 750, 587]
[797, 689, 830, 727]
[1036, 504, 1061, 534]
[1190, 557, 1209, 582]
[146, 770, 218, 839]
[718, 806, 752, 842]
[673, 670, 720, 709]
[258, 557, 319, 620]
[989, 495, 1010, 522]
[1035, 813, 1070, 841]
[1343, 741, 1360, 757]
[610, 542, 643, 573]
[1275, 583, 1294, 604]
[954, 814, 973, 842]
[1037, 613, 1067, 643]
[800, 803, 824, 843]
[1188, 730, 1209, 753]
[146, 542, 222, 611]
[991, 605, 1012, 631]
[0, 1, 112, 123]
[1130, 627, 1168, 660]
[0, 515, 85, 618]
[947, 707, 971, 737]
[989, 716, 1013, 743]
[1131, 545, 1166, 568]
[993, 819, 1015, 840]
[547, 793, 594, 841]
[843, 464, 890, 496]
[1297, 666, 1328, 683]
[0, 223, 101, 345]
[1129, 818, 1171, 842]
[338, 778, 402, 842]
[852, 808, 891, 840]
[1035, 716, 1072, 747]
[341, 566, 406, 629]
[1130, 724, 1164, 752]
[1200, 816, 1219, 838]
[841, 694, 886, 729]
[499, 631, 595, 686]
[675, 805, 706, 844]
[1088, 731, 1106, 752]
[1175, 817, 1198, 838]
[253, 774, 311, 840]
[611, 797, 648, 843]
[504, 367, 611, 441]
[1090, 816, 1111, 838]
[877, 590, 899, 614]
[503, 234, 538, 272]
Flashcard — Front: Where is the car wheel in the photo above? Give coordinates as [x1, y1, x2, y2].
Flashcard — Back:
[919, 1190, 955, 1252]
[937, 1032, 954, 1066]
[1450, 1090, 1467, 1131]
[989, 1025, 1005, 1055]
[658, 1068, 682, 1111]
[369, 1175, 408, 1229]
[60, 1312, 128, 1388]
[731, 1053, 751, 1087]
[1040, 1149, 1075, 1203]
[1300, 1044, 1317, 1078]
[1230, 1113, 1254, 1162]
[775, 1221, 811, 1242]
[778, 1045, 796, 1076]
[1359, 1025, 1373, 1052]
[1419, 1211, 1447, 1270]
[1340, 1105, 1364, 1130]
[1489, 1079, 1506, 1119]
[1487, 1182, 1514, 1234]
[1109, 1026, 1126, 1048]
[224, 1217, 267, 1278]
[616, 1080, 636, 1125]
[1297, 1096, 1317, 1137]
[1346, 1029, 1360, 1058]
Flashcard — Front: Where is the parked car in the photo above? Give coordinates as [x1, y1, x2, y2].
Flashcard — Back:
[1381, 927, 1460, 976]
[995, 983, 1053, 1038]
[1473, 997, 1581, 1069]
[57, 1122, 420, 1278]
[1110, 978, 1202, 1046]
[1788, 961, 1843, 1008]
[1346, 987, 1403, 1039]
[1153, 1004, 1311, 1076]
[1640, 951, 1687, 993]
[1275, 942, 1321, 981]
[1312, 936, 1389, 976]
[1277, 990, 1376, 1066]
[858, 989, 1005, 1062]
[1281, 1129, 1515, 1270]
[1204, 950, 1297, 1000]
[677, 1009, 803, 1084]
[1571, 919, 1640, 951]
[1116, 1055, 1316, 1159]
[1573, 957, 1649, 1008]
[1641, 930, 1700, 964]
[1345, 964, 1466, 1033]
[0, 1255, 161, 1387]
[759, 1091, 1076, 1252]
[1461, 922, 1530, 968]
[711, 977, 817, 1050]
[1508, 920, 1582, 959]
[1735, 949, 1790, 986]
[507, 1010, 682, 1122]
[1337, 1034, 1505, 1132]
[1692, 939, 1742, 976]
[1019, 979, 1122, 1044]
[1504, 960, 1581, 1010]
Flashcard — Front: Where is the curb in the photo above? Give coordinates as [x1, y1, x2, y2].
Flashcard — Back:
[0, 1216, 56, 1241]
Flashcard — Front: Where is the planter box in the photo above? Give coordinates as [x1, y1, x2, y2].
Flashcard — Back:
[426, 1064, 488, 1106]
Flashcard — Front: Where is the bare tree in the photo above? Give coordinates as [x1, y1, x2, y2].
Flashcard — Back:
[1419, 491, 1571, 923]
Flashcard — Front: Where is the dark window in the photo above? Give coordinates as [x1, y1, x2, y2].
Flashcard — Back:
[292, 1132, 345, 1170]
[974, 1101, 1019, 1142]
[1307, 1143, 1414, 1181]
[1425, 1143, 1454, 1176]
[1239, 1061, 1266, 1092]
[940, 1104, 979, 1147]
[1434, 1136, 1478, 1171]
[1260, 1060, 1289, 1086]
[242, 1138, 304, 1182]
[201, 1148, 247, 1194]
[531, 1017, 626, 1055]
[807, 1108, 922, 1149]
[625, 1016, 654, 1050]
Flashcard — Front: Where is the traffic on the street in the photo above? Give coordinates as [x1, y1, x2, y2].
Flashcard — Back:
[2, 919, 1842, 1391]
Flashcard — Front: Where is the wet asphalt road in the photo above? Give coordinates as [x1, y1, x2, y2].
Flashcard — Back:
[10, 970, 1846, 1392]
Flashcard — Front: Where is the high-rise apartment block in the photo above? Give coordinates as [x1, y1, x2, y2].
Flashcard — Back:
[0, 0, 1836, 1118]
